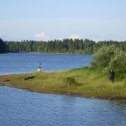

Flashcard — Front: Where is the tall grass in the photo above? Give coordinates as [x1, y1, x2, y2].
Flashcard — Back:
[0, 68, 126, 99]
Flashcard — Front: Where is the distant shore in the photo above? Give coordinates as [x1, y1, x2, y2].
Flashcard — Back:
[0, 52, 71, 54]
[0, 68, 126, 100]
[25, 52, 85, 55]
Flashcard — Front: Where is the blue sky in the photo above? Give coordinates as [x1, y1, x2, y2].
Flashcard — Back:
[0, 0, 126, 41]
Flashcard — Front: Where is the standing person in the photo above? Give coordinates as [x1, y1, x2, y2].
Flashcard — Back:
[109, 69, 115, 82]
[38, 63, 42, 72]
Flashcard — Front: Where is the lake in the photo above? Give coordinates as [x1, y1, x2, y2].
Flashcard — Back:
[0, 53, 92, 75]
[0, 86, 126, 126]
[0, 53, 126, 126]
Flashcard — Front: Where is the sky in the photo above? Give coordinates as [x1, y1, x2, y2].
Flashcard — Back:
[0, 0, 126, 41]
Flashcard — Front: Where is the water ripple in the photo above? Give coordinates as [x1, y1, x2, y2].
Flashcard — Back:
[0, 86, 126, 126]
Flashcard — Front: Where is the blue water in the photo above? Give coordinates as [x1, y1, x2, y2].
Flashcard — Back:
[0, 53, 126, 126]
[0, 53, 92, 75]
[0, 86, 126, 126]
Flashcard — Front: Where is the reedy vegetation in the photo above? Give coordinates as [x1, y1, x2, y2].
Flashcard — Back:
[0, 67, 126, 99]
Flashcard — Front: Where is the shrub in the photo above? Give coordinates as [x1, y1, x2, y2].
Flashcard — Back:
[92, 45, 126, 73]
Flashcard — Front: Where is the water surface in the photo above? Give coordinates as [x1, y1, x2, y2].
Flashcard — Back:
[0, 53, 92, 75]
[0, 86, 126, 126]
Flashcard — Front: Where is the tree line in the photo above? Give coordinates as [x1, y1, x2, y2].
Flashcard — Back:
[0, 38, 126, 54]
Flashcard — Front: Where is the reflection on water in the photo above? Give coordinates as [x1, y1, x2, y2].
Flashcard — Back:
[0, 86, 126, 126]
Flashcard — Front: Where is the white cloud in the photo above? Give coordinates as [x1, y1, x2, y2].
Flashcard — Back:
[0, 33, 7, 40]
[35, 32, 49, 41]
[69, 34, 80, 40]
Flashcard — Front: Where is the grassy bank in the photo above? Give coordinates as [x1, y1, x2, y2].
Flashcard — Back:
[0, 68, 126, 99]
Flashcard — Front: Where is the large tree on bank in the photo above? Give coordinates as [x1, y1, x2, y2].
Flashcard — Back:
[92, 45, 126, 73]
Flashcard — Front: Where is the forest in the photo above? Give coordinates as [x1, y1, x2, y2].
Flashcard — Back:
[0, 38, 126, 54]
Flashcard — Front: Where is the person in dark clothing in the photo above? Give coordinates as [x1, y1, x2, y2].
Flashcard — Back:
[109, 70, 115, 82]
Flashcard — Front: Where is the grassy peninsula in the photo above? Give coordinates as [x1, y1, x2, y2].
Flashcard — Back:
[0, 67, 126, 100]
[0, 45, 126, 100]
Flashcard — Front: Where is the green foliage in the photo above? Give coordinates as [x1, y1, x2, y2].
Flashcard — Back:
[92, 45, 126, 73]
[3, 39, 96, 54]
[1, 38, 126, 54]
[109, 51, 126, 72]
[63, 77, 77, 86]
[0, 38, 6, 53]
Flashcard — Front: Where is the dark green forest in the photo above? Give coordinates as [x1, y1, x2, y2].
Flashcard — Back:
[0, 38, 126, 54]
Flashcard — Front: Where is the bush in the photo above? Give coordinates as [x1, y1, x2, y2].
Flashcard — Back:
[63, 77, 77, 86]
[92, 45, 126, 73]
[109, 51, 126, 72]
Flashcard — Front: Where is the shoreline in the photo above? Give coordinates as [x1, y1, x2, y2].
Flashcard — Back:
[1, 85, 126, 101]
[0, 68, 126, 100]
[1, 83, 126, 100]
[1, 52, 87, 55]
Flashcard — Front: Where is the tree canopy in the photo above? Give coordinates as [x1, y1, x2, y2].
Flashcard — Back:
[92, 45, 126, 73]
[0, 38, 6, 53]
[0, 38, 126, 54]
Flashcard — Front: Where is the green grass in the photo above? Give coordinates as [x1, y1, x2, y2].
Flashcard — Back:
[0, 83, 5, 86]
[0, 67, 126, 99]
